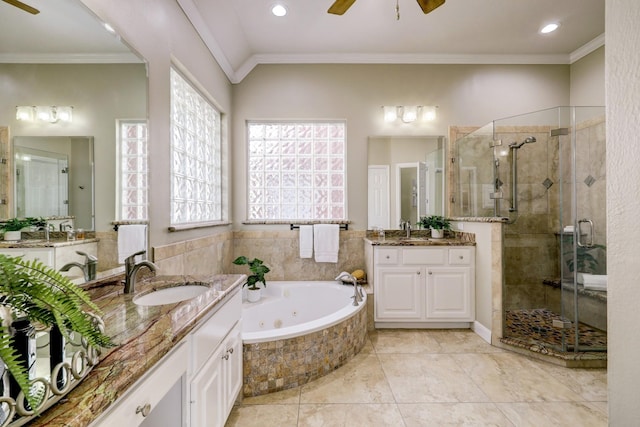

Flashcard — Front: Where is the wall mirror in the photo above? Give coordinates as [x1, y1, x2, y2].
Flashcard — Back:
[13, 136, 94, 230]
[367, 136, 446, 230]
[0, 0, 148, 233]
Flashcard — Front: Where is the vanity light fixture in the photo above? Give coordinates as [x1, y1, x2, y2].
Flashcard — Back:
[382, 105, 437, 123]
[271, 3, 287, 17]
[16, 106, 73, 123]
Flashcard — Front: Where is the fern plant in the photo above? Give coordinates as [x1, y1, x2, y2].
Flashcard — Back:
[0, 254, 114, 410]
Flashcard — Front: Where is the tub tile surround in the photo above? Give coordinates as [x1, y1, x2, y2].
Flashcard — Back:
[232, 229, 366, 281]
[243, 300, 367, 397]
[153, 231, 235, 276]
[29, 273, 244, 426]
[227, 329, 607, 426]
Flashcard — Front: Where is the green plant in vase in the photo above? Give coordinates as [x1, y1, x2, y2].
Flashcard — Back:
[0, 254, 114, 411]
[233, 256, 270, 302]
[419, 215, 451, 238]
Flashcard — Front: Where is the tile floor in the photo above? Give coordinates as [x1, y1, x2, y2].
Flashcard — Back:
[226, 329, 607, 426]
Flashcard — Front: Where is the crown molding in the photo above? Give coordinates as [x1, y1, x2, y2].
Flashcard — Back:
[232, 52, 571, 83]
[569, 33, 605, 63]
[176, 0, 238, 83]
[0, 53, 143, 64]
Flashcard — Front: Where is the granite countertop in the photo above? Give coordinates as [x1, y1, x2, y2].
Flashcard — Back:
[30, 273, 245, 426]
[364, 230, 476, 246]
[0, 237, 99, 249]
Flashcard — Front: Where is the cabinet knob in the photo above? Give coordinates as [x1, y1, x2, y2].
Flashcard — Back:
[227, 348, 234, 354]
[136, 403, 151, 417]
[428, 271, 433, 275]
[386, 255, 390, 259]
[416, 271, 421, 275]
[222, 354, 230, 360]
[459, 255, 464, 260]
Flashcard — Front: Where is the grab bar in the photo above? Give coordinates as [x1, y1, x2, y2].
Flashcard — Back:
[577, 218, 594, 248]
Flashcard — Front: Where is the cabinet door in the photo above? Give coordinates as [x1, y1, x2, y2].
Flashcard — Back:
[375, 267, 423, 320]
[0, 248, 54, 267]
[222, 324, 242, 416]
[190, 344, 225, 427]
[425, 267, 474, 321]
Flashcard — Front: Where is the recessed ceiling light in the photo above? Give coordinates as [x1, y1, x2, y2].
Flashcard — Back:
[272, 4, 287, 17]
[540, 23, 559, 34]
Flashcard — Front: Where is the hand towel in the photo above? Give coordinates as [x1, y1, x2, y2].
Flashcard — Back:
[313, 224, 339, 263]
[299, 225, 313, 258]
[117, 224, 147, 264]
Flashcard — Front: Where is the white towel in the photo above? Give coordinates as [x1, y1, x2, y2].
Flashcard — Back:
[117, 224, 147, 264]
[299, 225, 313, 258]
[313, 224, 339, 263]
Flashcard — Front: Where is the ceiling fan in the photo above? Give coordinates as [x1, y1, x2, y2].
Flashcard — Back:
[2, 0, 40, 14]
[328, 0, 445, 15]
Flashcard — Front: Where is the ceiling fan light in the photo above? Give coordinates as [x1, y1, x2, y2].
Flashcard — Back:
[271, 4, 287, 17]
[540, 23, 559, 34]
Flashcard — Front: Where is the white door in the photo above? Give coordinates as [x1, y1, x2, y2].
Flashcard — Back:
[368, 165, 390, 229]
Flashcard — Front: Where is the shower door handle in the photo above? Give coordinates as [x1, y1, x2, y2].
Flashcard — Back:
[577, 218, 594, 248]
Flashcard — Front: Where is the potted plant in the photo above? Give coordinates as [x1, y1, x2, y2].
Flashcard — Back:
[0, 218, 31, 241]
[0, 254, 114, 412]
[233, 256, 270, 303]
[419, 215, 451, 239]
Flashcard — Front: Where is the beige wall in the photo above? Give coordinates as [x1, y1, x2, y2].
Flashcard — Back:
[232, 64, 571, 231]
[80, 0, 234, 252]
[570, 47, 605, 107]
[606, 0, 640, 423]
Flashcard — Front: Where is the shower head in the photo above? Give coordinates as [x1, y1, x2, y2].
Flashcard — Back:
[509, 136, 537, 149]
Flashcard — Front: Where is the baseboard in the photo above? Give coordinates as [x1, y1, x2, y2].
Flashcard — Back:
[472, 321, 492, 344]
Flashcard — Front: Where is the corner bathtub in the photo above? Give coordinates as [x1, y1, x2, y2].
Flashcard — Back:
[241, 281, 368, 397]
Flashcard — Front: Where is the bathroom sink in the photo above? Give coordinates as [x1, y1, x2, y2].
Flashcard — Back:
[133, 284, 210, 306]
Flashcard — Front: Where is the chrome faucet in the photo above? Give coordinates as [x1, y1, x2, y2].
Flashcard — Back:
[405, 222, 412, 238]
[36, 224, 51, 242]
[334, 272, 364, 306]
[123, 250, 158, 294]
[59, 221, 72, 232]
[60, 251, 98, 281]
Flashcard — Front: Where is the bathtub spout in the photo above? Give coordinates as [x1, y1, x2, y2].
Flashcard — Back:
[335, 272, 363, 305]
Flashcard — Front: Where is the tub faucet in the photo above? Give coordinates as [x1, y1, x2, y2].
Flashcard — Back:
[334, 272, 363, 306]
[60, 251, 98, 282]
[124, 250, 158, 294]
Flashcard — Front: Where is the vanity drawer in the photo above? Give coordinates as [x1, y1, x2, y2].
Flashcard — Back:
[449, 248, 472, 265]
[376, 248, 399, 264]
[402, 248, 446, 265]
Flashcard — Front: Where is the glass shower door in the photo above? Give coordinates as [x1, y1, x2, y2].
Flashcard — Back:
[561, 107, 607, 352]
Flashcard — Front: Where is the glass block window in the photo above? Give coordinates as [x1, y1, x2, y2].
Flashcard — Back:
[247, 121, 346, 221]
[117, 120, 148, 220]
[170, 68, 222, 224]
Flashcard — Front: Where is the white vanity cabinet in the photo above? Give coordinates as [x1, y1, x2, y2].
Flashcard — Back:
[0, 241, 97, 281]
[188, 290, 242, 427]
[90, 289, 242, 427]
[374, 246, 475, 327]
[91, 341, 189, 427]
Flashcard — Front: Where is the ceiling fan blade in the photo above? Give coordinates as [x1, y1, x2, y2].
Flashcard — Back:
[416, 0, 445, 14]
[2, 0, 40, 14]
[328, 0, 357, 15]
